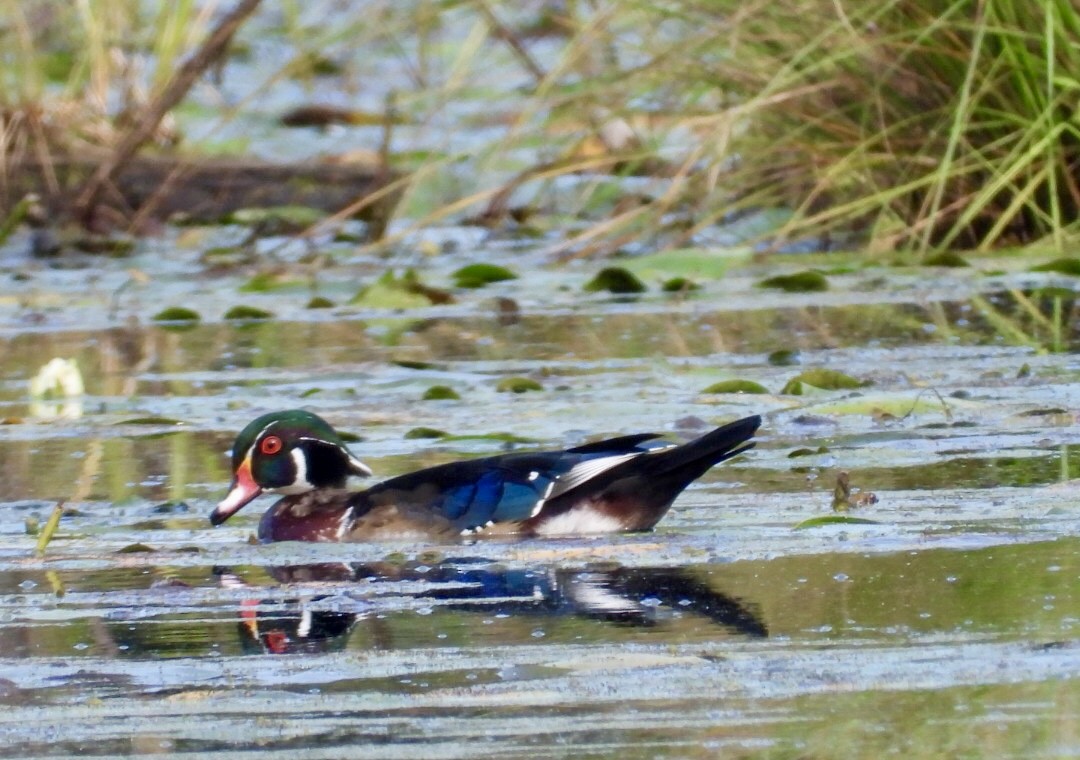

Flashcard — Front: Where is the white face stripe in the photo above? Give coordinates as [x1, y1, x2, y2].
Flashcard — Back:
[267, 448, 313, 495]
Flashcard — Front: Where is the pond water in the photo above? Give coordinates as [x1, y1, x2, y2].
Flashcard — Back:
[1, 232, 1079, 756]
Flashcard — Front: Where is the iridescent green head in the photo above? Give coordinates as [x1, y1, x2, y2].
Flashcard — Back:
[210, 410, 372, 526]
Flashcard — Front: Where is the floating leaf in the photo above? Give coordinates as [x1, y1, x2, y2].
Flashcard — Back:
[152, 306, 200, 322]
[405, 427, 448, 439]
[496, 377, 544, 393]
[113, 417, 183, 426]
[442, 432, 537, 444]
[116, 543, 156, 553]
[306, 296, 335, 309]
[239, 272, 305, 293]
[661, 276, 701, 293]
[299, 388, 321, 398]
[394, 360, 442, 370]
[768, 349, 800, 366]
[793, 515, 879, 530]
[702, 379, 769, 394]
[351, 269, 454, 308]
[422, 385, 461, 401]
[1030, 257, 1080, 276]
[759, 270, 829, 292]
[923, 252, 970, 267]
[453, 263, 518, 288]
[781, 368, 867, 394]
[224, 305, 274, 320]
[788, 446, 829, 458]
[584, 267, 647, 294]
[620, 248, 751, 280]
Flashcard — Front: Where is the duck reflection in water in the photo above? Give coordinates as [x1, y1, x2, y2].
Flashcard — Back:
[216, 561, 767, 655]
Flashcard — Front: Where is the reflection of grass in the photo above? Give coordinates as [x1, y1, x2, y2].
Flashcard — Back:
[972, 288, 1072, 353]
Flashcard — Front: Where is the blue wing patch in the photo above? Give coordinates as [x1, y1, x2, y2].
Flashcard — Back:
[440, 470, 556, 531]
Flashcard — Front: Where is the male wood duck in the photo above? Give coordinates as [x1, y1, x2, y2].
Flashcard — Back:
[209, 409, 761, 542]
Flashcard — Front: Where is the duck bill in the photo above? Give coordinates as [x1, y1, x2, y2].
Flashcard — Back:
[210, 457, 262, 525]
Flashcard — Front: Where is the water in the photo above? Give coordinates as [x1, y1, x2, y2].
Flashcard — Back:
[2, 232, 1080, 756]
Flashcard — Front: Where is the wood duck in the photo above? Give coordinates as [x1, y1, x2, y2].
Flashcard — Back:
[209, 409, 761, 542]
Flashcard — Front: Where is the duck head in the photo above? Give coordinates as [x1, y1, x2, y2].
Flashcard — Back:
[210, 410, 372, 526]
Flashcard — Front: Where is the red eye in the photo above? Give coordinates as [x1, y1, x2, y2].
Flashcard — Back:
[260, 435, 283, 455]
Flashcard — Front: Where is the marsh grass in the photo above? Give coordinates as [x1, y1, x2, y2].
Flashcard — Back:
[4, 1, 1078, 256]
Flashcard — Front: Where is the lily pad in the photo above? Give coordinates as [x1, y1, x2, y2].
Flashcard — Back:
[1030, 257, 1080, 275]
[152, 306, 200, 322]
[115, 543, 156, 553]
[584, 267, 647, 294]
[224, 305, 274, 320]
[788, 446, 830, 458]
[113, 417, 183, 426]
[781, 369, 867, 394]
[496, 377, 544, 393]
[620, 248, 751, 280]
[239, 272, 306, 293]
[661, 277, 701, 293]
[306, 296, 335, 309]
[422, 385, 461, 401]
[759, 270, 829, 292]
[701, 379, 769, 394]
[405, 427, 448, 439]
[768, 349, 800, 366]
[351, 269, 454, 308]
[793, 515, 880, 530]
[453, 264, 518, 288]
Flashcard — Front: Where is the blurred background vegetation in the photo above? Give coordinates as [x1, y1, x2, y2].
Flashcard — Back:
[2, 0, 1079, 256]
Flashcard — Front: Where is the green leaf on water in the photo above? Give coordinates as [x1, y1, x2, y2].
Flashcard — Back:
[781, 368, 867, 394]
[152, 306, 200, 322]
[496, 377, 544, 393]
[768, 349, 800, 366]
[793, 515, 879, 530]
[584, 267, 647, 294]
[113, 417, 183, 426]
[350, 269, 454, 308]
[224, 305, 274, 320]
[661, 276, 701, 293]
[405, 427, 448, 439]
[701, 379, 769, 394]
[422, 385, 461, 400]
[306, 296, 335, 309]
[1030, 257, 1080, 275]
[759, 270, 829, 292]
[116, 543, 156, 553]
[453, 263, 518, 288]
